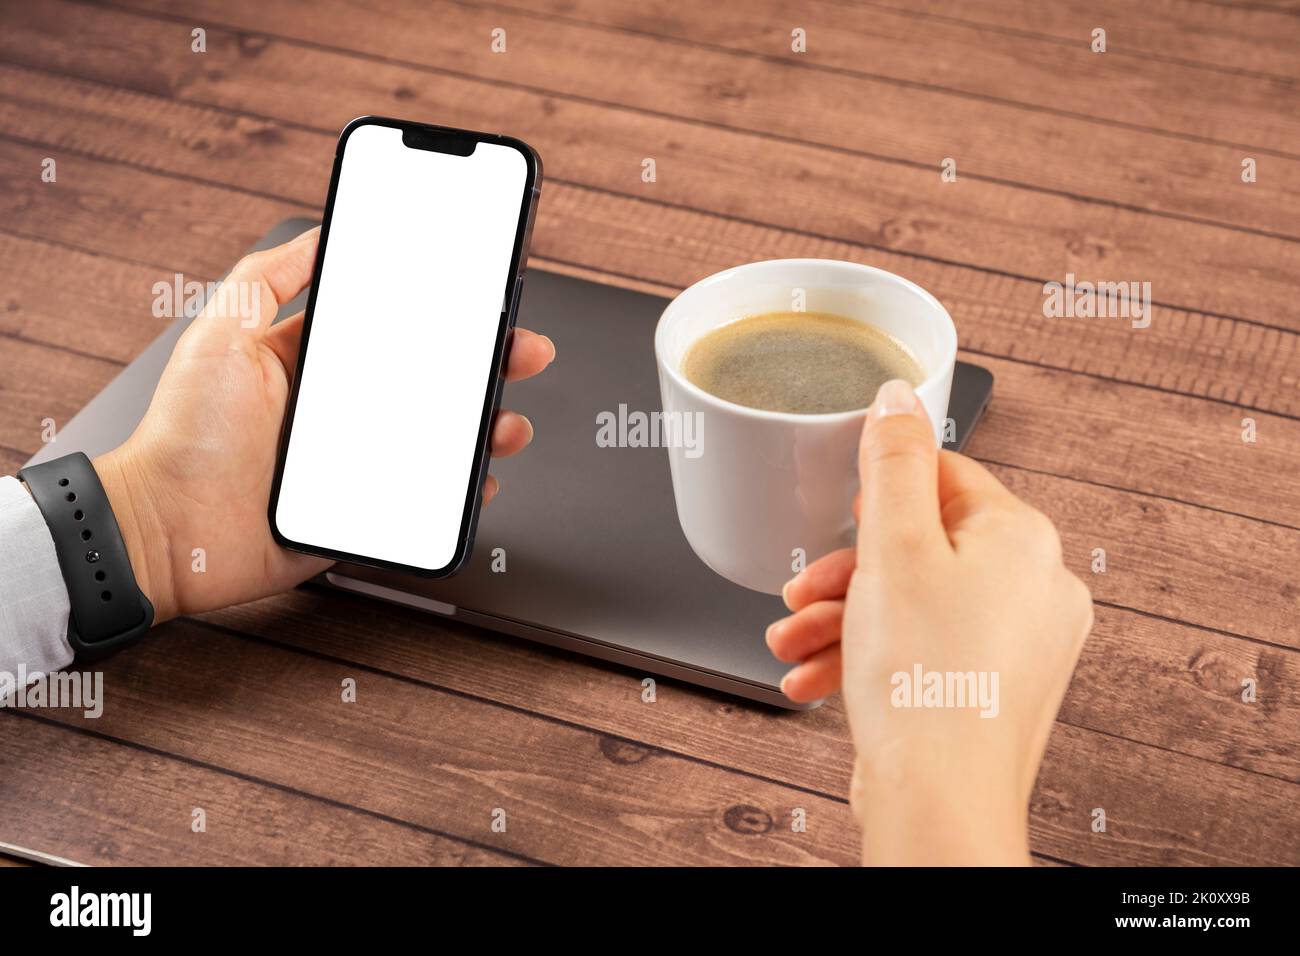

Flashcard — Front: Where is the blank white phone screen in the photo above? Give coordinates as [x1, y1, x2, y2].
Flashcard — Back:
[275, 124, 528, 571]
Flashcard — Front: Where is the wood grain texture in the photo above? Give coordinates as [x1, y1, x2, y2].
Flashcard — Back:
[22, 621, 862, 866]
[3, 61, 1300, 426]
[0, 713, 523, 865]
[0, 335, 121, 458]
[2, 113, 1300, 538]
[0, 0, 1295, 868]
[5, 189, 1300, 650]
[5, 28, 1298, 414]
[477, 0, 1300, 156]
[994, 464, 1300, 650]
[2, 60, 1298, 642]
[94, 0, 1300, 228]
[1031, 722, 1298, 865]
[17, 0, 1297, 329]
[204, 581, 1300, 788]
[0, 447, 30, 476]
[866, 0, 1300, 81]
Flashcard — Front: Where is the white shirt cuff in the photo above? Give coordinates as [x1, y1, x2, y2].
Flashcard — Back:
[0, 475, 74, 700]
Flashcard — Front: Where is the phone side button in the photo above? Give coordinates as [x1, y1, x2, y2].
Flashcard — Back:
[325, 572, 457, 617]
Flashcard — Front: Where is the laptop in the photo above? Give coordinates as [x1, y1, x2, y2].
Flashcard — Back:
[27, 218, 992, 709]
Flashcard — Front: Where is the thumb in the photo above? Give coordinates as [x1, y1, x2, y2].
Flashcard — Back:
[193, 226, 320, 341]
[856, 379, 944, 569]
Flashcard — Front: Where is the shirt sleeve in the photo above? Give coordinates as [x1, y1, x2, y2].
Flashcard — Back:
[0, 475, 73, 700]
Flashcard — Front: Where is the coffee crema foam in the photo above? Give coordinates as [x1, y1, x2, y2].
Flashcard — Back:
[681, 311, 923, 414]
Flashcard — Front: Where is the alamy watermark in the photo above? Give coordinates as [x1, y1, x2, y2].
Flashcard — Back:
[890, 664, 999, 718]
[152, 275, 262, 328]
[0, 665, 103, 718]
[1042, 273, 1151, 329]
[596, 404, 704, 458]
[50, 886, 150, 936]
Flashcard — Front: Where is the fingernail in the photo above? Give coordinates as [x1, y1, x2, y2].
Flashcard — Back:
[867, 379, 919, 421]
[780, 578, 795, 610]
[764, 619, 784, 649]
[779, 671, 795, 696]
[542, 335, 557, 362]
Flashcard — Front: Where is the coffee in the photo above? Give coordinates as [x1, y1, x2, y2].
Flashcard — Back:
[681, 311, 924, 414]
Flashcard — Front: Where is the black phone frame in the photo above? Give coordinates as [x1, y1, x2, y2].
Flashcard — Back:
[267, 115, 542, 578]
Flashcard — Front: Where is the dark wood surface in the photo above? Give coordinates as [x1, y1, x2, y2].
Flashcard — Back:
[0, 0, 1297, 866]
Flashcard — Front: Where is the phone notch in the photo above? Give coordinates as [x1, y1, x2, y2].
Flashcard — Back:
[401, 127, 477, 157]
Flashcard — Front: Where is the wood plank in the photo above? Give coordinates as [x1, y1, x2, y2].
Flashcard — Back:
[965, 354, 1300, 530]
[0, 713, 521, 865]
[5, 112, 1300, 534]
[3, 63, 1300, 426]
[5, 27, 1294, 416]
[1220, 0, 1300, 12]
[491, 0, 1300, 156]
[9, 243, 1300, 555]
[201, 587, 1300, 865]
[0, 336, 120, 460]
[1059, 607, 1300, 784]
[7, 0, 1300, 330]
[99, 0, 1300, 218]
[6, 214, 1299, 532]
[30, 619, 863, 866]
[5, 247, 1300, 652]
[0, 231, 179, 365]
[5, 125, 1300, 647]
[210, 588, 858, 798]
[12, 270, 1300, 785]
[996, 463, 1300, 650]
[0, 138, 304, 279]
[1, 0, 1292, 873]
[210, 586, 1300, 785]
[530, 191, 1300, 417]
[1033, 721, 1299, 865]
[869, 0, 1300, 82]
[0, 445, 33, 476]
[7, 252, 1294, 858]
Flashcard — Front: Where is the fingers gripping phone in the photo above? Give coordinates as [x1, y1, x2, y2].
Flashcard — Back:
[269, 117, 541, 577]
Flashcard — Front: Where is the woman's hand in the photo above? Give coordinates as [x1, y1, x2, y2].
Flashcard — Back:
[94, 227, 555, 625]
[766, 379, 1093, 865]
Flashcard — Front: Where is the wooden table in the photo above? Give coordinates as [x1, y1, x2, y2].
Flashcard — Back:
[1, 0, 1297, 867]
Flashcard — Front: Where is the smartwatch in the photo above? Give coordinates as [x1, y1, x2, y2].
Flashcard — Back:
[18, 452, 153, 660]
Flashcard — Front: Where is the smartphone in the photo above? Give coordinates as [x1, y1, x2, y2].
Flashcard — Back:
[944, 361, 994, 452]
[269, 116, 541, 577]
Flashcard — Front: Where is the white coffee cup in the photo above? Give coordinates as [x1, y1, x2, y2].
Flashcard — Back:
[655, 259, 957, 594]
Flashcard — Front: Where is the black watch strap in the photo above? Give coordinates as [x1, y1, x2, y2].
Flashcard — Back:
[18, 452, 153, 660]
